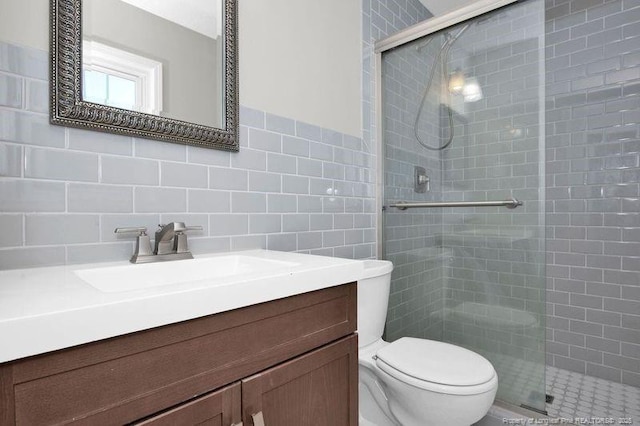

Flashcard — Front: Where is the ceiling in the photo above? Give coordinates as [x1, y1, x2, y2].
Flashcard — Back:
[419, 0, 477, 16]
[121, 0, 222, 39]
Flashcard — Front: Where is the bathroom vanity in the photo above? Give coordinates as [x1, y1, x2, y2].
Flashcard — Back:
[0, 250, 362, 425]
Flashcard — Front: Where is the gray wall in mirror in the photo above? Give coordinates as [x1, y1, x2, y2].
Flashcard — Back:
[82, 0, 223, 128]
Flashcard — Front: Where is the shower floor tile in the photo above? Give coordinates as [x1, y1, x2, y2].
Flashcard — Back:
[546, 366, 640, 425]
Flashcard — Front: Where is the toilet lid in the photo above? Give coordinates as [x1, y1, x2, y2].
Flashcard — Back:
[375, 337, 496, 387]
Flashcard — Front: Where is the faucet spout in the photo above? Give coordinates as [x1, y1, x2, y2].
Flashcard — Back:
[155, 222, 186, 255]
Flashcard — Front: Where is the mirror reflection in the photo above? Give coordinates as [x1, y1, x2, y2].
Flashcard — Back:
[82, 0, 224, 128]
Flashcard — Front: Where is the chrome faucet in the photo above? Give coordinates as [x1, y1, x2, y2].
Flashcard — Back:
[115, 222, 203, 264]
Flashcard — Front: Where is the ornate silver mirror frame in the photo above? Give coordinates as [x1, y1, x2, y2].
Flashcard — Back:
[50, 0, 239, 151]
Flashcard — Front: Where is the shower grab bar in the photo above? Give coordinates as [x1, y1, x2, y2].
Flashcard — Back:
[388, 198, 523, 210]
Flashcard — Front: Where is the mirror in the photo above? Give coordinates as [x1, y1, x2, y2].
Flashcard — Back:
[50, 0, 238, 151]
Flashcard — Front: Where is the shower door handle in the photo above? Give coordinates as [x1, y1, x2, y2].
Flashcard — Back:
[388, 198, 523, 210]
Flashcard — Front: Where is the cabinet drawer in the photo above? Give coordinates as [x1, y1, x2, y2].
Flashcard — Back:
[0, 283, 356, 425]
[133, 383, 241, 426]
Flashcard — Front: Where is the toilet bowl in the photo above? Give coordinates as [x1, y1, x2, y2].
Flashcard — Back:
[357, 260, 498, 426]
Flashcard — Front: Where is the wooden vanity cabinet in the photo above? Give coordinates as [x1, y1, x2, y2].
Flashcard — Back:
[0, 283, 358, 426]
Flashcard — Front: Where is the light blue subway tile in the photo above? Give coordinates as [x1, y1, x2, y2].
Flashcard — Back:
[0, 73, 22, 108]
[135, 138, 187, 162]
[189, 237, 230, 254]
[232, 192, 266, 213]
[231, 148, 266, 171]
[161, 162, 208, 188]
[267, 233, 297, 251]
[323, 197, 345, 213]
[0, 42, 48, 80]
[282, 214, 309, 232]
[297, 158, 323, 177]
[0, 144, 22, 177]
[0, 110, 65, 148]
[309, 141, 333, 161]
[135, 187, 186, 213]
[249, 214, 282, 234]
[66, 243, 133, 265]
[0, 246, 65, 270]
[249, 171, 281, 193]
[310, 214, 333, 231]
[297, 195, 323, 213]
[210, 167, 247, 190]
[296, 121, 322, 141]
[26, 79, 47, 113]
[68, 128, 133, 156]
[321, 129, 343, 146]
[1, 180, 65, 212]
[25, 214, 99, 246]
[323, 230, 345, 247]
[267, 152, 296, 174]
[24, 147, 98, 182]
[0, 215, 23, 247]
[297, 232, 323, 250]
[249, 128, 282, 152]
[282, 175, 309, 194]
[101, 156, 158, 185]
[335, 246, 355, 259]
[68, 183, 133, 213]
[187, 145, 230, 167]
[188, 189, 230, 213]
[239, 106, 265, 128]
[266, 114, 295, 136]
[231, 235, 266, 251]
[267, 194, 297, 213]
[210, 214, 248, 236]
[282, 136, 309, 157]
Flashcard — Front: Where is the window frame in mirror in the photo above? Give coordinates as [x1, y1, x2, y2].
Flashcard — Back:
[50, 0, 239, 151]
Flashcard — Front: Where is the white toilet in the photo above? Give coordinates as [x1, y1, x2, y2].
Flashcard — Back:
[357, 260, 498, 426]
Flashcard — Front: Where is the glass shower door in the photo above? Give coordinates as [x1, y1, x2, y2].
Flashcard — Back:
[381, 0, 546, 411]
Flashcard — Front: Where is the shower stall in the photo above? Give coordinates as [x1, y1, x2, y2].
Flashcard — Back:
[377, 0, 640, 419]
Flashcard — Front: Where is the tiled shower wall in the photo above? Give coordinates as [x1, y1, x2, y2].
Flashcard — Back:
[363, 0, 438, 341]
[380, 0, 640, 389]
[545, 0, 640, 387]
[381, 39, 444, 342]
[0, 41, 376, 269]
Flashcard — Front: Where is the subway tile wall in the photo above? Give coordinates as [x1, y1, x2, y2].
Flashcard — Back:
[0, 41, 376, 269]
[363, 0, 436, 342]
[381, 36, 444, 342]
[439, 1, 547, 405]
[545, 0, 640, 387]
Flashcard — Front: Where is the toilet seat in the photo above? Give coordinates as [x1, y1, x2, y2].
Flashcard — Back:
[375, 337, 498, 396]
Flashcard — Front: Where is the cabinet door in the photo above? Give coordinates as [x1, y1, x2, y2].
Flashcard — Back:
[241, 335, 358, 426]
[134, 382, 241, 426]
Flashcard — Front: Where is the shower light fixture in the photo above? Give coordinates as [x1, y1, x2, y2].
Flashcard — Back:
[462, 76, 483, 102]
[448, 69, 465, 95]
[448, 70, 483, 102]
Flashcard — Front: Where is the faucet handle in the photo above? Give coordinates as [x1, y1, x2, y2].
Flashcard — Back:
[115, 226, 148, 235]
[173, 225, 203, 253]
[114, 227, 153, 263]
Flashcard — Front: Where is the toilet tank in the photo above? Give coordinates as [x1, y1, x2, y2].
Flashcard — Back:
[357, 260, 394, 348]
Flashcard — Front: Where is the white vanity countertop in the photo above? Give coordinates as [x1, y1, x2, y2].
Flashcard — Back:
[0, 250, 364, 363]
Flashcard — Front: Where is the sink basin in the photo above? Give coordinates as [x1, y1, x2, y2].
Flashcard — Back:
[75, 255, 299, 293]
